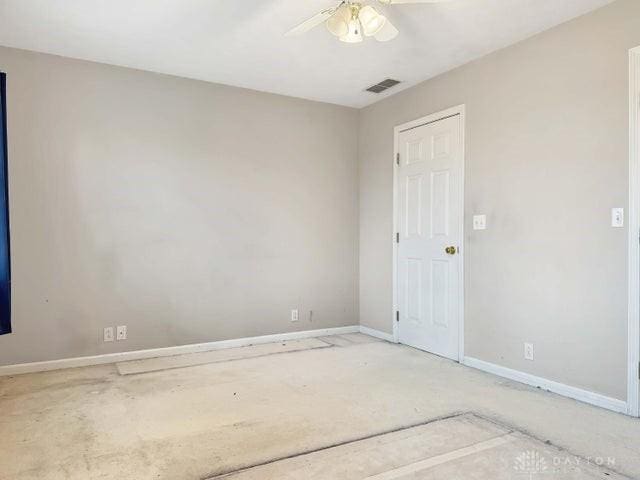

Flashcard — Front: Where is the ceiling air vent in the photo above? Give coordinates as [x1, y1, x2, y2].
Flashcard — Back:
[365, 78, 401, 94]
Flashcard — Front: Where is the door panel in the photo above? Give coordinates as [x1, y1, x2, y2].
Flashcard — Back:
[406, 174, 423, 238]
[397, 115, 462, 360]
[431, 259, 449, 328]
[406, 257, 423, 327]
[430, 171, 449, 237]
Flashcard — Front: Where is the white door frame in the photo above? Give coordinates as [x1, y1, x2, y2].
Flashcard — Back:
[392, 104, 466, 361]
[628, 47, 640, 417]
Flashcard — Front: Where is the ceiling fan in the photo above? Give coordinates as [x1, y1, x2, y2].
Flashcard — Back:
[285, 0, 453, 44]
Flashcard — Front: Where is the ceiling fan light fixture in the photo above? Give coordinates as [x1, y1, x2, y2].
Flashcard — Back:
[285, 0, 445, 43]
[326, 5, 350, 37]
[339, 17, 363, 43]
[359, 5, 386, 37]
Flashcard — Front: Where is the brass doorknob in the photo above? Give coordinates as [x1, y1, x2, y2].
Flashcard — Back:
[445, 246, 457, 255]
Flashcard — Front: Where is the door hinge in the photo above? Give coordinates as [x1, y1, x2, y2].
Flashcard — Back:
[396, 153, 400, 166]
[396, 311, 400, 322]
[396, 232, 400, 243]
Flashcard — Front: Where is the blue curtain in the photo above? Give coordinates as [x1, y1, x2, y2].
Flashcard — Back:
[0, 73, 11, 335]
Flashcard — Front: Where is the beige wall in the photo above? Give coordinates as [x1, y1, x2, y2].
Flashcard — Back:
[358, 0, 640, 401]
[0, 47, 359, 365]
[0, 0, 636, 402]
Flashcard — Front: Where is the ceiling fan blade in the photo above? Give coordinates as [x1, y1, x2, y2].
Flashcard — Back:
[379, 0, 453, 4]
[374, 17, 399, 41]
[285, 6, 339, 37]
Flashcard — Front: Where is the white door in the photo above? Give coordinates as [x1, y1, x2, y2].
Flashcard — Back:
[397, 114, 462, 360]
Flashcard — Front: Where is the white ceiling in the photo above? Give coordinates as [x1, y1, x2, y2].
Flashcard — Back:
[0, 0, 614, 108]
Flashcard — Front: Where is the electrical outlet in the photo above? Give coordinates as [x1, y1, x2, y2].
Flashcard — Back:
[291, 309, 299, 322]
[116, 325, 127, 341]
[524, 342, 534, 361]
[104, 327, 114, 342]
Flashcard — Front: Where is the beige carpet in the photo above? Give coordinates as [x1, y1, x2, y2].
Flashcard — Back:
[0, 335, 638, 480]
[209, 413, 627, 479]
[116, 338, 333, 375]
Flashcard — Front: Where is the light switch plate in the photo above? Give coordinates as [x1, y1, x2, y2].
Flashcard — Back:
[611, 208, 624, 228]
[473, 215, 487, 230]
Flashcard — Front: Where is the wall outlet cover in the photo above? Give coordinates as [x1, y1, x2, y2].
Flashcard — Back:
[104, 327, 114, 342]
[524, 342, 534, 361]
[116, 325, 127, 341]
[291, 309, 299, 322]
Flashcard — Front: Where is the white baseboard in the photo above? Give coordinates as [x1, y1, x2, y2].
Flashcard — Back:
[0, 325, 360, 376]
[462, 356, 628, 415]
[359, 325, 396, 342]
